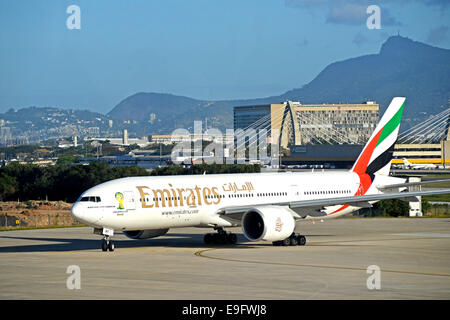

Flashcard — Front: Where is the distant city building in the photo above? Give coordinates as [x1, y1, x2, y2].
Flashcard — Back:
[234, 101, 380, 148]
[123, 129, 128, 145]
[0, 126, 12, 145]
[79, 153, 170, 170]
[151, 134, 234, 145]
[87, 127, 100, 138]
[84, 134, 150, 148]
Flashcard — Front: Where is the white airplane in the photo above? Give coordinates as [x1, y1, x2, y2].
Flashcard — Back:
[71, 97, 450, 251]
[402, 158, 437, 170]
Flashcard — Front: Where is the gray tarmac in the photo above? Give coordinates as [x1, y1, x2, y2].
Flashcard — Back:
[0, 218, 449, 299]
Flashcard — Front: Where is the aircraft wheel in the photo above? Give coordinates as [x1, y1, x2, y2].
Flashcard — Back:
[210, 233, 222, 244]
[101, 240, 108, 252]
[228, 233, 237, 244]
[297, 235, 306, 246]
[204, 233, 213, 244]
[290, 236, 298, 246]
[218, 233, 228, 244]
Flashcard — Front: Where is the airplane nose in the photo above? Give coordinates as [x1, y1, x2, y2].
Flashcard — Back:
[70, 202, 84, 222]
[71, 202, 102, 225]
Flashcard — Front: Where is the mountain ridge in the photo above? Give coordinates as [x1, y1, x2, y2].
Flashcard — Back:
[107, 36, 450, 133]
[3, 36, 449, 138]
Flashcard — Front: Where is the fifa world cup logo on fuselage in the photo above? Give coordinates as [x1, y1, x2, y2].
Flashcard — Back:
[115, 192, 125, 210]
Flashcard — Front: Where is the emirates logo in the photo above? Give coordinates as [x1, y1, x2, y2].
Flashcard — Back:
[275, 217, 283, 232]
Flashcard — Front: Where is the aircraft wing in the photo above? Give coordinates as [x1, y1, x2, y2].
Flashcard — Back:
[218, 188, 450, 219]
[287, 188, 450, 208]
[376, 179, 450, 190]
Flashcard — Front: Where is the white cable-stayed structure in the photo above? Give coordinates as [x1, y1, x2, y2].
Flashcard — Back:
[398, 108, 450, 144]
[230, 101, 450, 168]
[237, 105, 286, 151]
[234, 100, 379, 151]
[236, 103, 363, 149]
[231, 100, 380, 168]
[299, 111, 360, 145]
[390, 107, 450, 168]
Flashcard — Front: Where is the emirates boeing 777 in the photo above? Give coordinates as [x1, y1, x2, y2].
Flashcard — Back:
[71, 97, 450, 251]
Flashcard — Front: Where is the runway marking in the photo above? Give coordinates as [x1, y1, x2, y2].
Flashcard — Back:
[389, 233, 450, 238]
[306, 236, 449, 246]
[194, 247, 450, 278]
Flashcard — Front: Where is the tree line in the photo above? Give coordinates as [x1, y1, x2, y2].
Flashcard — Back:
[0, 162, 260, 203]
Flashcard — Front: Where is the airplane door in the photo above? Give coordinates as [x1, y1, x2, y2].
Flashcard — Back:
[289, 185, 300, 199]
[124, 191, 136, 210]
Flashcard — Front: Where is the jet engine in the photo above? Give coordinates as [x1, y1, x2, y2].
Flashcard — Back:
[123, 229, 169, 240]
[242, 206, 295, 242]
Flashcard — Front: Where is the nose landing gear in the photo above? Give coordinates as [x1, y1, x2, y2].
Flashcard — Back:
[101, 237, 115, 252]
[94, 227, 115, 251]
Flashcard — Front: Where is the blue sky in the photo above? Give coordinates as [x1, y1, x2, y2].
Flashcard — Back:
[0, 0, 449, 114]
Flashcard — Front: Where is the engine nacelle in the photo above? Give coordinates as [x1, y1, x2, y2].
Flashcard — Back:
[242, 206, 295, 242]
[123, 229, 169, 240]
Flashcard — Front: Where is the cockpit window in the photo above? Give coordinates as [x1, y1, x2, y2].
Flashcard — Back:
[80, 196, 101, 202]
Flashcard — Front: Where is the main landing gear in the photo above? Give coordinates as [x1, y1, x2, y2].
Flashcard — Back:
[95, 228, 115, 251]
[272, 233, 306, 246]
[204, 227, 238, 245]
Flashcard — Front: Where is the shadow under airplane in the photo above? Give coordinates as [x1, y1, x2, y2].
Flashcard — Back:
[0, 232, 261, 253]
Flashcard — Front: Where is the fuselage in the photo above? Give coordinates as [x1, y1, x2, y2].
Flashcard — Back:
[403, 159, 436, 169]
[70, 170, 402, 231]
[407, 163, 436, 169]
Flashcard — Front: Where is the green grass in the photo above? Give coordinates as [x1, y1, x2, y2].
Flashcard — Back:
[415, 175, 450, 201]
[341, 214, 450, 219]
[421, 175, 450, 187]
[423, 194, 450, 202]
